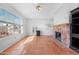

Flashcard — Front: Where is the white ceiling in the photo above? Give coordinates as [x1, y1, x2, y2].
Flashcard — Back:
[10, 3, 63, 19]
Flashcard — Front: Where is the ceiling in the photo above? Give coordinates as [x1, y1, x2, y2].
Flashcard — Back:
[10, 3, 63, 19]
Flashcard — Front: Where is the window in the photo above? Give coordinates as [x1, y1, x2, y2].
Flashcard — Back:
[0, 21, 22, 38]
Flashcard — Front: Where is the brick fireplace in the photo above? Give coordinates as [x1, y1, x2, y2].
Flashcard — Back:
[53, 23, 70, 48]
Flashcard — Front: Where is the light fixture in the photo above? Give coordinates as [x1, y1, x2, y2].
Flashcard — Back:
[36, 4, 41, 11]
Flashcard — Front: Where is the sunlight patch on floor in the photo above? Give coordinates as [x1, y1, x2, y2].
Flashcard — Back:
[8, 36, 36, 55]
[23, 36, 36, 45]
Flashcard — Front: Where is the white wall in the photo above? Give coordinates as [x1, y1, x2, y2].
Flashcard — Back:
[22, 18, 29, 35]
[0, 34, 24, 52]
[27, 18, 54, 35]
[53, 3, 79, 25]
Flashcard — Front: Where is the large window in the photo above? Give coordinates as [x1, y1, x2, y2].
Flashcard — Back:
[0, 21, 22, 38]
[0, 8, 23, 38]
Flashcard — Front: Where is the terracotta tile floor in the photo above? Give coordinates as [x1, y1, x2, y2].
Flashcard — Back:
[0, 36, 78, 55]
